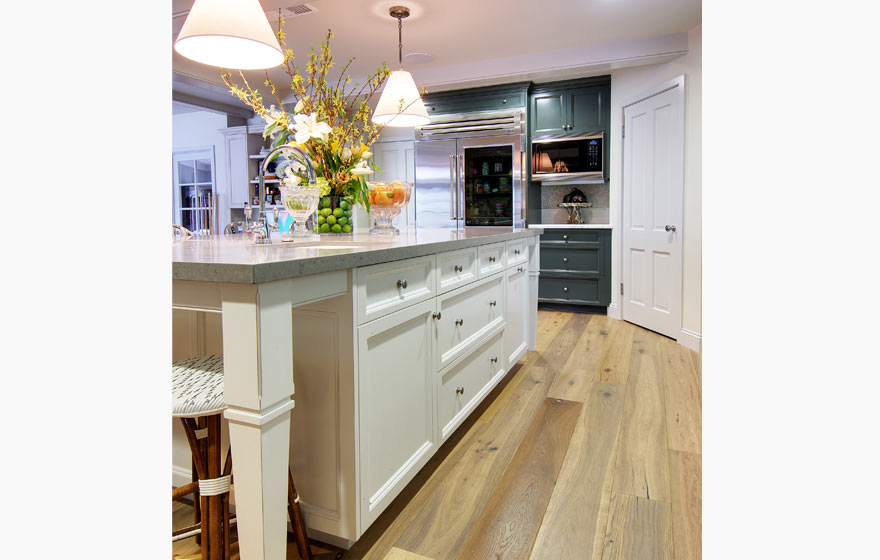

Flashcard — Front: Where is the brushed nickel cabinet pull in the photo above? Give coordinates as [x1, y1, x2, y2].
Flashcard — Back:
[489, 300, 497, 307]
[562, 234, 568, 240]
[514, 249, 520, 255]
[563, 257, 568, 263]
[490, 357, 498, 363]
[563, 287, 569, 292]
[456, 386, 464, 395]
[454, 265, 463, 273]
[455, 319, 464, 326]
[397, 279, 408, 289]
[517, 267, 523, 272]
[488, 256, 496, 263]
[432, 312, 442, 320]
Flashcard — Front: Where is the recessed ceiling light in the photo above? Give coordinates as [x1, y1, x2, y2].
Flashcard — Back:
[404, 52, 434, 64]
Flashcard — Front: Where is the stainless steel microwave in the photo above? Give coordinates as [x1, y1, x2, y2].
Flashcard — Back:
[531, 131, 604, 183]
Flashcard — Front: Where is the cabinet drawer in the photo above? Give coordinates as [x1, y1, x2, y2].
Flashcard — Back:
[541, 229, 605, 245]
[478, 242, 506, 277]
[437, 331, 504, 441]
[505, 238, 529, 267]
[538, 275, 601, 304]
[540, 247, 600, 274]
[437, 247, 479, 294]
[356, 255, 437, 324]
[436, 273, 505, 371]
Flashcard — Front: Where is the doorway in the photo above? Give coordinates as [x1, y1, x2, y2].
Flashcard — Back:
[620, 76, 685, 340]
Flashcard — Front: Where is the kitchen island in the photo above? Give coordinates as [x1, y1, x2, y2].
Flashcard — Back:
[172, 227, 542, 557]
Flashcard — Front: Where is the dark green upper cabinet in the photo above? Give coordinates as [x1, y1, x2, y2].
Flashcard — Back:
[531, 92, 567, 135]
[421, 82, 530, 115]
[529, 77, 610, 137]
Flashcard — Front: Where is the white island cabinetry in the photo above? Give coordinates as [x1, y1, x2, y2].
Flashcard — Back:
[172, 228, 541, 553]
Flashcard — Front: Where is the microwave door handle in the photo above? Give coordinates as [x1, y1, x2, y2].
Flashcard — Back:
[449, 154, 457, 220]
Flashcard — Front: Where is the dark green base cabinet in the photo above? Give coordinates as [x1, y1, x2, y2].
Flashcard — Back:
[538, 228, 611, 307]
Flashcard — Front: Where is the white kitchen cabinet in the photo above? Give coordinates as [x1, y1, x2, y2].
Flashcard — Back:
[504, 264, 529, 368]
[222, 126, 264, 207]
[357, 299, 437, 529]
[435, 272, 505, 371]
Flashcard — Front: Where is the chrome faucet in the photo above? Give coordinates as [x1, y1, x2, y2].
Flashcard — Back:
[250, 145, 317, 244]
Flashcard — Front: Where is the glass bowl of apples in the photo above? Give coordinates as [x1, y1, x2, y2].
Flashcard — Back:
[367, 181, 412, 235]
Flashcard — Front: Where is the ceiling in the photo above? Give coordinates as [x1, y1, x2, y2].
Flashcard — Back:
[172, 0, 700, 105]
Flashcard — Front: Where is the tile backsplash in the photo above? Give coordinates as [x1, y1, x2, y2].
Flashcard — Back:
[539, 183, 610, 224]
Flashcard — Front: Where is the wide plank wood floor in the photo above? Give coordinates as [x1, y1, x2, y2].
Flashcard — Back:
[172, 310, 701, 560]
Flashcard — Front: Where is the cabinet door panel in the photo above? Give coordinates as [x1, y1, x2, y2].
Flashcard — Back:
[436, 274, 505, 371]
[569, 87, 603, 133]
[540, 247, 600, 274]
[226, 133, 249, 206]
[504, 266, 528, 368]
[357, 300, 436, 527]
[538, 275, 601, 304]
[531, 92, 567, 136]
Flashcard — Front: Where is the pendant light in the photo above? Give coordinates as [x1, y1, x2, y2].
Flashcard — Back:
[372, 6, 430, 127]
[174, 0, 284, 70]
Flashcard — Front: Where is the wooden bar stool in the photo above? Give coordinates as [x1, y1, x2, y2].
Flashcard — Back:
[172, 355, 312, 560]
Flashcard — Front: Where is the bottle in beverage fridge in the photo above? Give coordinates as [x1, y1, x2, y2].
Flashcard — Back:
[481, 161, 489, 175]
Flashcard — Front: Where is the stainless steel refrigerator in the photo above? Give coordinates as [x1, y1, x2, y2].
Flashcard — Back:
[414, 108, 526, 228]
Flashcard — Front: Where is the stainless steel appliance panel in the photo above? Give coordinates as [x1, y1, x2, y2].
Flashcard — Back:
[414, 139, 460, 229]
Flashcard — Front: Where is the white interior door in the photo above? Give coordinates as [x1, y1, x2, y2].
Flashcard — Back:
[622, 80, 684, 339]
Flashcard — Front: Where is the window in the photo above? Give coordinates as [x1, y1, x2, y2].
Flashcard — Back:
[173, 148, 216, 234]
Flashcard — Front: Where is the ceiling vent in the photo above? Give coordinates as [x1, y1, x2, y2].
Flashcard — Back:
[265, 2, 320, 22]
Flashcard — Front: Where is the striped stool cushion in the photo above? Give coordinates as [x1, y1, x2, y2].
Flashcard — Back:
[172, 355, 225, 418]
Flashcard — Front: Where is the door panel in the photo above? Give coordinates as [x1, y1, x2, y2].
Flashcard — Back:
[568, 87, 602, 133]
[531, 92, 566, 135]
[622, 83, 684, 339]
[457, 135, 524, 228]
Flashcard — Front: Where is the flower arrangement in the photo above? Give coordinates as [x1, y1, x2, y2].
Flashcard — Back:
[221, 22, 393, 211]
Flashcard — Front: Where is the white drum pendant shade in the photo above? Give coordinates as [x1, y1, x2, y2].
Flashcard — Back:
[174, 0, 284, 70]
[372, 70, 430, 127]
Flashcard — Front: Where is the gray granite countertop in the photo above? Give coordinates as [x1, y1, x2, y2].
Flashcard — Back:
[173, 227, 542, 284]
[528, 224, 612, 229]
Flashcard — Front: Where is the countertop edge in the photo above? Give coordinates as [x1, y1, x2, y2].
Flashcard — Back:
[173, 228, 542, 284]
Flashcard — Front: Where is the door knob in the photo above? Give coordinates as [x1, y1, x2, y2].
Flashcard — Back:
[665, 225, 677, 232]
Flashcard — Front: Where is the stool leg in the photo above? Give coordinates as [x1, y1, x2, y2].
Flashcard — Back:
[223, 448, 233, 559]
[207, 414, 223, 560]
[194, 417, 207, 546]
[180, 418, 210, 556]
[287, 470, 311, 560]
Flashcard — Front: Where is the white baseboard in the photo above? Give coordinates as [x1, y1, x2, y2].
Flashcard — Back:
[607, 303, 621, 319]
[677, 328, 702, 352]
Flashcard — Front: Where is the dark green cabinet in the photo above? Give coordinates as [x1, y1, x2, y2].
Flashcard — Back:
[421, 82, 530, 115]
[529, 81, 609, 137]
[538, 228, 611, 307]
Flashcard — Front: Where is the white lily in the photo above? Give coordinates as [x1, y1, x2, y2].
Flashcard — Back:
[293, 96, 308, 114]
[361, 150, 372, 160]
[351, 160, 374, 175]
[292, 112, 333, 145]
[262, 105, 286, 137]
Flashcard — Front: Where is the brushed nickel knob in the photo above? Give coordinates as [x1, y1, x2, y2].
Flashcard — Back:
[517, 267, 523, 272]
[562, 235, 568, 240]
[454, 265, 463, 273]
[488, 256, 496, 263]
[514, 249, 520, 255]
[455, 319, 464, 326]
[563, 257, 568, 263]
[397, 279, 408, 289]
[665, 225, 677, 232]
[456, 386, 464, 395]
[490, 357, 498, 363]
[489, 300, 497, 307]
[563, 287, 569, 292]
[432, 312, 442, 320]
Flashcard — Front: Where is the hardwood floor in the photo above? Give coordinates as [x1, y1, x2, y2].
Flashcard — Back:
[172, 310, 701, 559]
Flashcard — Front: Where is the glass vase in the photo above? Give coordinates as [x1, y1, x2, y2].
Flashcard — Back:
[279, 185, 320, 241]
[367, 181, 412, 235]
[315, 194, 355, 235]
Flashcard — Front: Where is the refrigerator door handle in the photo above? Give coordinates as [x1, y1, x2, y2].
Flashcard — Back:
[521, 149, 527, 226]
[449, 154, 457, 219]
[457, 154, 464, 221]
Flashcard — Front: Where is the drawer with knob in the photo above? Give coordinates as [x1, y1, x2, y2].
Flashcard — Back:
[437, 246, 479, 294]
[437, 331, 504, 441]
[537, 275, 601, 305]
[539, 247, 600, 274]
[356, 254, 437, 324]
[540, 229, 603, 245]
[435, 272, 505, 371]
[478, 242, 506, 277]
[505, 238, 529, 267]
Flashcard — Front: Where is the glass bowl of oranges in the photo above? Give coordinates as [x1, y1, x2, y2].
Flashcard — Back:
[367, 181, 413, 235]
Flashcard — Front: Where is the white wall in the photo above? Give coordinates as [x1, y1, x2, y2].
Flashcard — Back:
[172, 110, 231, 227]
[609, 24, 702, 344]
